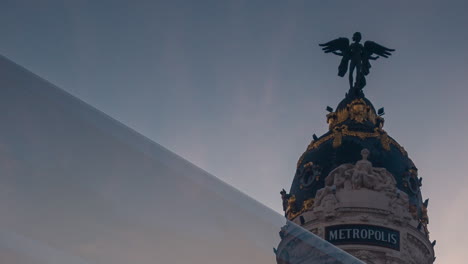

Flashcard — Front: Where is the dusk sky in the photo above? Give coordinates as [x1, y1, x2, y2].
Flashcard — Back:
[1, 0, 468, 262]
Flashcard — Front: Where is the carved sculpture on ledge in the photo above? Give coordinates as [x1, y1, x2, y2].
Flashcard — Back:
[278, 149, 433, 263]
[282, 149, 420, 224]
[315, 149, 399, 207]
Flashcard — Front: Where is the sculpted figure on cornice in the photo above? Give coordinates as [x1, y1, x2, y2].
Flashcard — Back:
[314, 149, 404, 213]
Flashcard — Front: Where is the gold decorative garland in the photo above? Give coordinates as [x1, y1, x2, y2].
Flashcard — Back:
[307, 133, 334, 151]
[306, 125, 407, 156]
[296, 153, 305, 168]
[286, 197, 315, 220]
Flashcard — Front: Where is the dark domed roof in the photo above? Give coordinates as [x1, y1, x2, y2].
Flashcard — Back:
[289, 92, 424, 218]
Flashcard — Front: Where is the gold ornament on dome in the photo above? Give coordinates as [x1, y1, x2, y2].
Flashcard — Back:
[327, 98, 379, 129]
[326, 112, 338, 129]
[299, 162, 314, 189]
[349, 99, 369, 123]
[299, 162, 322, 190]
[303, 198, 315, 211]
[380, 132, 391, 151]
[304, 161, 314, 168]
[285, 195, 298, 219]
[296, 153, 305, 168]
[421, 205, 429, 224]
[306, 133, 334, 152]
[376, 115, 385, 129]
[286, 197, 315, 220]
[332, 126, 343, 148]
[420, 205, 430, 236]
[306, 124, 408, 156]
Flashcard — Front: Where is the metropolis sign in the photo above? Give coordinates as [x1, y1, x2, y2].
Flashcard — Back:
[325, 224, 400, 250]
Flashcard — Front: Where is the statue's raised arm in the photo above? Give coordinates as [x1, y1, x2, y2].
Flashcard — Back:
[319, 32, 395, 95]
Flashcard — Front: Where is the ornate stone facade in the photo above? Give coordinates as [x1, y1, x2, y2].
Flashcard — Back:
[276, 150, 435, 264]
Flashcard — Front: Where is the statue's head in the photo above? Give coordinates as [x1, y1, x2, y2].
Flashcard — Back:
[360, 148, 370, 160]
[352, 32, 362, 42]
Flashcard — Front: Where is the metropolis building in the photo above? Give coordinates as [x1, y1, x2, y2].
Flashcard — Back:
[276, 91, 436, 263]
[274, 32, 436, 264]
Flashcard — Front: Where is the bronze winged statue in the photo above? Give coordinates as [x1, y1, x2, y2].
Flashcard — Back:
[319, 32, 395, 95]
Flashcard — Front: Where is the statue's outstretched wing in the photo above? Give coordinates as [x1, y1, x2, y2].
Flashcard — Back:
[362, 41, 395, 76]
[319, 38, 349, 54]
[319, 38, 350, 77]
[363, 41, 395, 58]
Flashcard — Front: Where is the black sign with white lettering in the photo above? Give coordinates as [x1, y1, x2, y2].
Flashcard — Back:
[325, 224, 400, 251]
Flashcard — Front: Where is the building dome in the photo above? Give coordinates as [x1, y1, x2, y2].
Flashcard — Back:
[278, 35, 434, 264]
[287, 92, 425, 222]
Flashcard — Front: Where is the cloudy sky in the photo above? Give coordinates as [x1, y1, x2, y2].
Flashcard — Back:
[1, 0, 468, 262]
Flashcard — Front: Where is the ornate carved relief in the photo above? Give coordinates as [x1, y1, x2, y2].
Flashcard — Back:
[327, 98, 380, 129]
[279, 149, 434, 264]
[315, 149, 400, 210]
